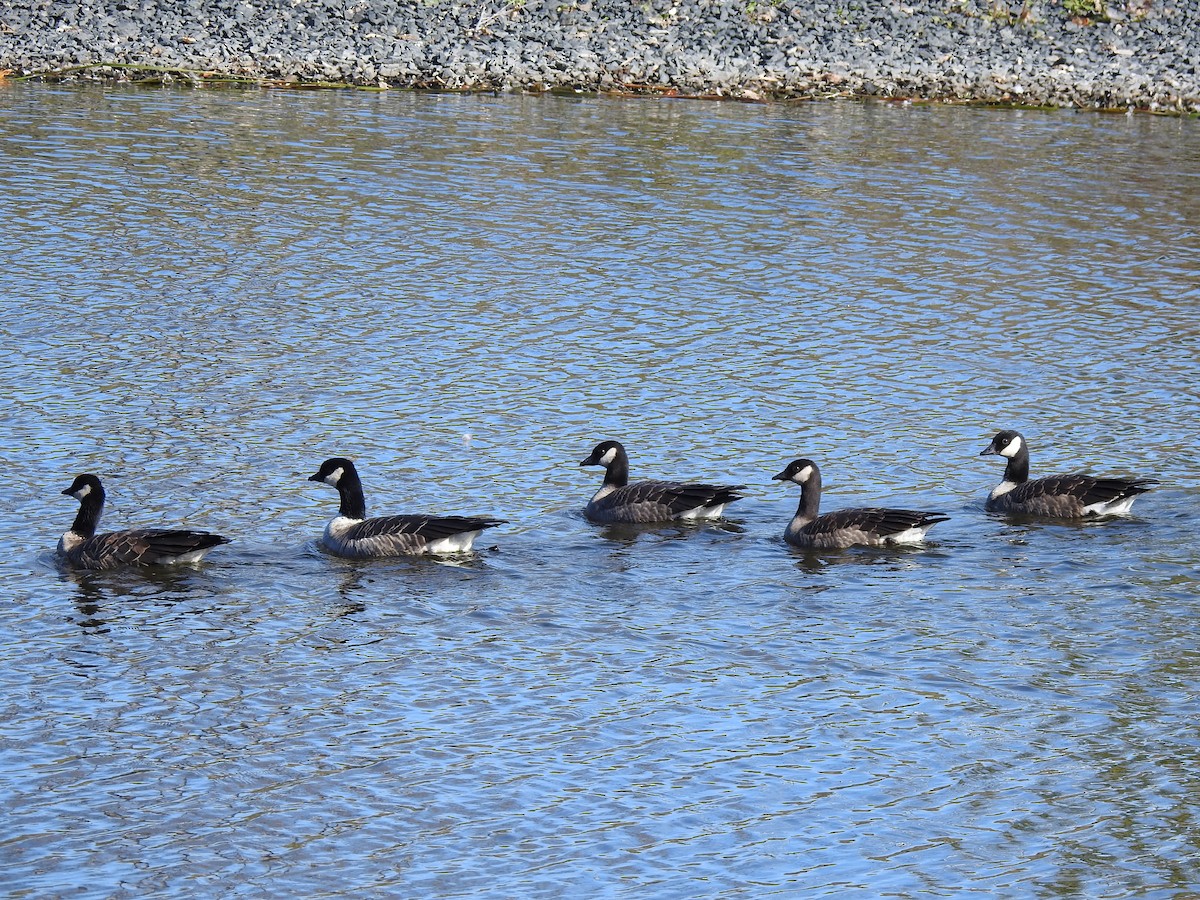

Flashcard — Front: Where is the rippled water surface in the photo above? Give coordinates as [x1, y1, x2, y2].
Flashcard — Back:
[1, 84, 1198, 897]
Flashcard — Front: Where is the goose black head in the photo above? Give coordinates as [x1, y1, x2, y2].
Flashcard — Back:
[980, 430, 1024, 458]
[309, 457, 357, 486]
[62, 473, 104, 501]
[772, 458, 818, 485]
[580, 440, 625, 468]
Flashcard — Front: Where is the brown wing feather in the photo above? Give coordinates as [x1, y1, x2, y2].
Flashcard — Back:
[805, 508, 948, 538]
[1009, 475, 1158, 512]
[592, 480, 744, 523]
[345, 515, 506, 543]
[71, 529, 229, 569]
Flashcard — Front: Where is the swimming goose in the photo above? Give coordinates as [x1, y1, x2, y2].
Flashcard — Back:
[578, 440, 744, 524]
[772, 458, 949, 550]
[979, 430, 1158, 517]
[307, 457, 505, 557]
[57, 473, 230, 570]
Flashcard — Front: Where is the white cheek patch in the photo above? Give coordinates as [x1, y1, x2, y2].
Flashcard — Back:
[74, 483, 92, 499]
[797, 465, 813, 483]
[325, 467, 344, 486]
[1000, 435, 1023, 458]
[599, 447, 617, 466]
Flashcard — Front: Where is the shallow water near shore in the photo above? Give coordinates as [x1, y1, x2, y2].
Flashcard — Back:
[1, 85, 1198, 897]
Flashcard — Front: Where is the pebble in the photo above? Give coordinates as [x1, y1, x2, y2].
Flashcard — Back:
[0, 0, 1196, 110]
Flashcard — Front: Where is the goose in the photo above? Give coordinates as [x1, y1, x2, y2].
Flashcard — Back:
[979, 430, 1158, 517]
[57, 473, 230, 570]
[578, 440, 744, 524]
[307, 457, 505, 557]
[772, 458, 949, 550]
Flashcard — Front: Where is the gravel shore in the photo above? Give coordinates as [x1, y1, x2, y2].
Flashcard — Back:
[2, 0, 1197, 111]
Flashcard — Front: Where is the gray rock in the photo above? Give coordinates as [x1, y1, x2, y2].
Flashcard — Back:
[0, 0, 1196, 109]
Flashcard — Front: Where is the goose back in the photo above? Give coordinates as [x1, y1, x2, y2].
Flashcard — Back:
[586, 479, 743, 525]
[59, 528, 229, 570]
[323, 513, 506, 558]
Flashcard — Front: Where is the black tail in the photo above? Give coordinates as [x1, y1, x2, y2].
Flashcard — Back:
[709, 485, 746, 507]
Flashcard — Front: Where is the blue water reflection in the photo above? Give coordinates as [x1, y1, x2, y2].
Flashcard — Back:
[0, 84, 1197, 897]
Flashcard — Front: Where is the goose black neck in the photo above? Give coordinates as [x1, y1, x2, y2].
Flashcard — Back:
[336, 468, 368, 519]
[604, 453, 630, 488]
[797, 470, 822, 521]
[70, 490, 104, 538]
[1004, 446, 1030, 484]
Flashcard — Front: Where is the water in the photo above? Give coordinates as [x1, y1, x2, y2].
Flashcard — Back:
[1, 84, 1198, 897]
